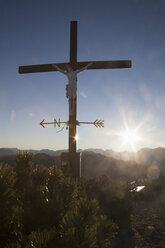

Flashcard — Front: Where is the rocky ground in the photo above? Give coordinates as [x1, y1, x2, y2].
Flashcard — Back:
[131, 192, 165, 248]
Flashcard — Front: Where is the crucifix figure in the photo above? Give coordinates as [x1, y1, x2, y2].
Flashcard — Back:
[19, 21, 131, 177]
[52, 63, 92, 115]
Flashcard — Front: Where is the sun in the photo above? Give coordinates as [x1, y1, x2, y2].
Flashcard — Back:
[105, 111, 153, 151]
[120, 129, 139, 145]
[119, 128, 141, 149]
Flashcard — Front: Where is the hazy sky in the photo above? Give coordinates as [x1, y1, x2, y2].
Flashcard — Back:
[1, 0, 165, 151]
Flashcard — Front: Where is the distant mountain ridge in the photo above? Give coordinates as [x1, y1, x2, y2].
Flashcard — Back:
[0, 147, 165, 182]
[1, 147, 165, 164]
[75, 147, 165, 167]
[0, 148, 68, 157]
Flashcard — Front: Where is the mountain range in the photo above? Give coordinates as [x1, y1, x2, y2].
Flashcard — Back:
[0, 147, 165, 182]
[1, 147, 165, 165]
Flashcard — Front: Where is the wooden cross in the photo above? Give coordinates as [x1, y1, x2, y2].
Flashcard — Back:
[19, 21, 131, 155]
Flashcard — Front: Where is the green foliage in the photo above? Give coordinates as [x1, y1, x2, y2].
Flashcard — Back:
[0, 164, 22, 247]
[27, 229, 55, 248]
[85, 175, 132, 223]
[14, 152, 34, 197]
[0, 153, 118, 247]
[96, 215, 118, 248]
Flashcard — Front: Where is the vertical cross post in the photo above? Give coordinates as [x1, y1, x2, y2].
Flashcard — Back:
[69, 21, 77, 153]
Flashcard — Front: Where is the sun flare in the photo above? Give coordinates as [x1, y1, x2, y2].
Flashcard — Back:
[106, 111, 152, 151]
[120, 129, 140, 146]
[118, 127, 142, 151]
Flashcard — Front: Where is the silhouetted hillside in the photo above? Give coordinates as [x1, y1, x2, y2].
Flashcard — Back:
[0, 148, 19, 157]
[0, 151, 165, 247]
[0, 154, 61, 168]
[34, 153, 60, 167]
[1, 147, 165, 183]
[81, 153, 146, 181]
[0, 152, 145, 181]
[0, 148, 67, 157]
[1, 147, 165, 164]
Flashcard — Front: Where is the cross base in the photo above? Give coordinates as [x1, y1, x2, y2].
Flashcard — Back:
[61, 152, 81, 178]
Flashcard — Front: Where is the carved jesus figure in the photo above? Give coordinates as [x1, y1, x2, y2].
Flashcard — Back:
[52, 63, 92, 115]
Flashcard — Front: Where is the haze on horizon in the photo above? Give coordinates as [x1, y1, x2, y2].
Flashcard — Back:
[1, 0, 165, 152]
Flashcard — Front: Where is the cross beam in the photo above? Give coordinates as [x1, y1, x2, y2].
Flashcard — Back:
[19, 60, 131, 74]
[19, 21, 132, 154]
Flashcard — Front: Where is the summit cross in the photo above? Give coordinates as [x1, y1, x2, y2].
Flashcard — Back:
[19, 21, 131, 177]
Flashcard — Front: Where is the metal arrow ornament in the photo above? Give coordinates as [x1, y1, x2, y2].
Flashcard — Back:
[40, 119, 104, 129]
[77, 119, 104, 128]
[40, 119, 68, 128]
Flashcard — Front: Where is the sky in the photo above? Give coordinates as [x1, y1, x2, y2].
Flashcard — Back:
[1, 0, 165, 152]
